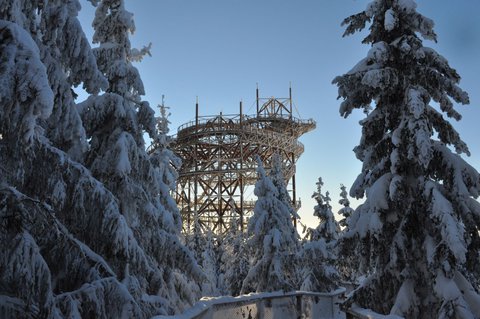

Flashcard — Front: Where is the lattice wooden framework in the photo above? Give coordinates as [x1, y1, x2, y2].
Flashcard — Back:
[171, 87, 315, 234]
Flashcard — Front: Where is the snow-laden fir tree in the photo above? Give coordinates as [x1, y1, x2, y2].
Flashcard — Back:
[1, 0, 106, 159]
[333, 0, 480, 317]
[337, 184, 358, 284]
[157, 98, 171, 135]
[0, 2, 147, 317]
[200, 230, 221, 296]
[219, 213, 250, 296]
[38, 0, 108, 159]
[308, 178, 341, 242]
[185, 213, 220, 296]
[338, 184, 354, 230]
[186, 212, 205, 262]
[241, 157, 300, 294]
[269, 153, 300, 221]
[0, 17, 57, 318]
[1, 0, 202, 317]
[299, 178, 340, 292]
[78, 0, 203, 314]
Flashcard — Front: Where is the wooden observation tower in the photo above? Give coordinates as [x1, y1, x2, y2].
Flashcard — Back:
[171, 87, 315, 234]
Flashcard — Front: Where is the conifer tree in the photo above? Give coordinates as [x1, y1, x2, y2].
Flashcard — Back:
[200, 230, 221, 296]
[184, 213, 219, 296]
[0, 17, 58, 318]
[299, 178, 340, 292]
[186, 212, 205, 261]
[309, 178, 341, 242]
[0, 1, 202, 317]
[269, 153, 299, 221]
[241, 158, 300, 294]
[0, 3, 145, 317]
[333, 1, 480, 317]
[39, 0, 108, 159]
[78, 0, 203, 313]
[219, 214, 249, 296]
[338, 184, 354, 230]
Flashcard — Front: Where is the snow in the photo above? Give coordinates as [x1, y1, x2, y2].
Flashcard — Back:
[429, 185, 467, 263]
[433, 141, 478, 195]
[345, 57, 371, 75]
[362, 68, 398, 89]
[272, 228, 282, 248]
[406, 116, 432, 168]
[51, 180, 67, 207]
[406, 88, 425, 120]
[365, 0, 381, 18]
[115, 132, 133, 174]
[454, 272, 480, 317]
[0, 21, 54, 144]
[434, 270, 461, 301]
[365, 173, 391, 211]
[396, 0, 417, 13]
[351, 204, 383, 238]
[390, 280, 414, 316]
[350, 305, 404, 319]
[384, 9, 396, 31]
[388, 174, 402, 200]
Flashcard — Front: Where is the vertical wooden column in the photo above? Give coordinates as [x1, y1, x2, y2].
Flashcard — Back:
[194, 99, 199, 215]
[289, 83, 293, 118]
[292, 153, 297, 228]
[256, 84, 260, 116]
[239, 100, 244, 231]
[289, 85, 297, 227]
[187, 180, 191, 231]
[218, 112, 223, 233]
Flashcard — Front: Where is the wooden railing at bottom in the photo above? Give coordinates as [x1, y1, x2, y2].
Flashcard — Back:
[152, 288, 347, 319]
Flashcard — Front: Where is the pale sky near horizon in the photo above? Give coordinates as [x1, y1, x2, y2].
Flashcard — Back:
[78, 0, 480, 229]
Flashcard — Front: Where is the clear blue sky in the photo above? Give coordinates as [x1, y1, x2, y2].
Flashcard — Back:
[79, 0, 480, 228]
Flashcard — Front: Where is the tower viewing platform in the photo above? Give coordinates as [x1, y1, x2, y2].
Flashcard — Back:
[171, 87, 316, 234]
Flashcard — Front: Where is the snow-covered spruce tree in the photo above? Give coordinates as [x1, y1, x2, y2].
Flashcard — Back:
[1, 0, 107, 160]
[40, 0, 108, 159]
[241, 158, 300, 294]
[337, 184, 358, 284]
[200, 230, 221, 296]
[299, 178, 340, 292]
[333, 0, 480, 317]
[338, 184, 354, 230]
[1, 0, 201, 317]
[0, 19, 57, 318]
[307, 178, 341, 243]
[185, 213, 221, 296]
[78, 0, 203, 313]
[219, 215, 250, 296]
[269, 153, 300, 221]
[0, 6, 148, 318]
[185, 212, 204, 261]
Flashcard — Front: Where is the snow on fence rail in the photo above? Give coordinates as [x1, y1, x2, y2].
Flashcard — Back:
[153, 288, 346, 319]
[345, 307, 404, 319]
